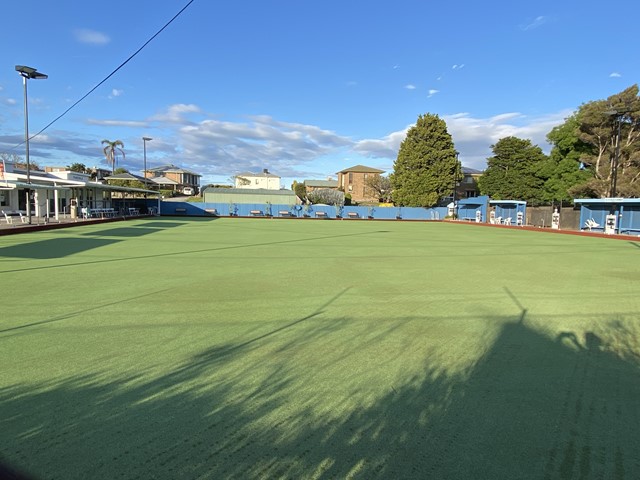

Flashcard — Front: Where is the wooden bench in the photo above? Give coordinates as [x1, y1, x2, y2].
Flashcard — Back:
[315, 211, 328, 218]
[204, 208, 218, 215]
[347, 212, 359, 219]
[250, 210, 263, 216]
[279, 210, 292, 217]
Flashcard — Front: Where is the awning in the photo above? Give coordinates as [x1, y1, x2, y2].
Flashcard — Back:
[0, 181, 71, 191]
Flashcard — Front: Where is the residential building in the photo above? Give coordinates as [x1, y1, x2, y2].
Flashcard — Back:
[336, 165, 384, 203]
[455, 167, 483, 199]
[304, 179, 338, 193]
[234, 169, 281, 190]
[144, 164, 201, 194]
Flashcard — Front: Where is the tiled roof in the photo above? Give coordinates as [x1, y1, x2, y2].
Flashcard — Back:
[304, 179, 338, 188]
[337, 165, 384, 174]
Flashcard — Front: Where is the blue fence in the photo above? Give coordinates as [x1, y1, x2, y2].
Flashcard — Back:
[159, 201, 447, 221]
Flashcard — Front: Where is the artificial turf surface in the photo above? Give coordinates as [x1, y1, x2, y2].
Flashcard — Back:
[1, 217, 639, 479]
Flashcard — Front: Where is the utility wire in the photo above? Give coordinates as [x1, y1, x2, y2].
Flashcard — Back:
[15, 0, 195, 149]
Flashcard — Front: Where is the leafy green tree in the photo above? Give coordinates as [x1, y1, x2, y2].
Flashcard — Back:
[67, 163, 88, 173]
[102, 139, 125, 173]
[390, 114, 459, 207]
[572, 85, 640, 198]
[291, 180, 307, 201]
[540, 116, 593, 204]
[478, 136, 547, 204]
[307, 188, 344, 206]
[365, 174, 392, 202]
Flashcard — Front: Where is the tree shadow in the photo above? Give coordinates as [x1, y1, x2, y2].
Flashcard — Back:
[0, 238, 121, 259]
[1, 316, 639, 479]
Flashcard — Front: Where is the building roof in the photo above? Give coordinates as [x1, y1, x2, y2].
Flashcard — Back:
[203, 187, 296, 196]
[150, 176, 179, 186]
[304, 179, 338, 188]
[105, 172, 146, 181]
[462, 167, 483, 175]
[146, 164, 201, 177]
[337, 165, 384, 174]
[574, 198, 640, 205]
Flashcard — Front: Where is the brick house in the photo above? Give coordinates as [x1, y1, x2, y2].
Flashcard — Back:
[144, 164, 201, 195]
[336, 165, 384, 203]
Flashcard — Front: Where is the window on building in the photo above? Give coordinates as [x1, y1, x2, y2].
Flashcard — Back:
[348, 172, 353, 183]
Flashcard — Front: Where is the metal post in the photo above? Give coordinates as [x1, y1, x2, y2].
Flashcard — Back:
[16, 65, 47, 224]
[21, 75, 32, 224]
[611, 116, 621, 198]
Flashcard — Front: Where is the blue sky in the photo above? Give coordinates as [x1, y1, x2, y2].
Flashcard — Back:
[0, 0, 637, 188]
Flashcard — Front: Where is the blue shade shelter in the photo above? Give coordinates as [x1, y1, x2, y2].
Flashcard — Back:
[489, 200, 527, 225]
[457, 196, 489, 222]
[574, 198, 640, 235]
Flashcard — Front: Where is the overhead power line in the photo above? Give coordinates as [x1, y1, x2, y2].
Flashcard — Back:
[15, 0, 196, 148]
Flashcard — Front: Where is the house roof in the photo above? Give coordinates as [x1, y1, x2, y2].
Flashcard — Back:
[146, 164, 201, 177]
[150, 176, 179, 186]
[304, 179, 338, 188]
[236, 171, 281, 178]
[105, 172, 146, 181]
[462, 167, 483, 175]
[337, 165, 384, 174]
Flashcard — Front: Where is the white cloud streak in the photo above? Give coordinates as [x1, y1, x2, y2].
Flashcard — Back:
[521, 16, 549, 31]
[74, 28, 111, 45]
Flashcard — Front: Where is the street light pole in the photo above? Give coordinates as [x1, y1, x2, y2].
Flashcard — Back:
[142, 136, 152, 187]
[16, 65, 48, 225]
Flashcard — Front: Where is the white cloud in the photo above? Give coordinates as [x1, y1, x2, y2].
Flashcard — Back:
[442, 110, 571, 170]
[74, 28, 110, 45]
[521, 16, 548, 31]
[452, 64, 465, 70]
[427, 89, 439, 98]
[610, 72, 622, 78]
[404, 84, 416, 90]
[4, 98, 16, 106]
[353, 129, 408, 159]
[150, 104, 202, 123]
[85, 119, 147, 128]
[8, 101, 572, 185]
[108, 89, 123, 99]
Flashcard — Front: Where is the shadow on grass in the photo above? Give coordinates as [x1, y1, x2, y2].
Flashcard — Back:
[0, 237, 121, 259]
[1, 317, 639, 479]
[81, 227, 164, 238]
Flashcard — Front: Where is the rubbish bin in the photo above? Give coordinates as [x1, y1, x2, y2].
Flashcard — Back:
[551, 208, 560, 230]
[605, 214, 617, 235]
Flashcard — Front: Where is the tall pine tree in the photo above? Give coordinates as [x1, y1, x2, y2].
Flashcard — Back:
[390, 114, 459, 207]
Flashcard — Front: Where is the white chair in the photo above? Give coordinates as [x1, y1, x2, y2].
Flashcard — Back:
[503, 217, 512, 225]
[18, 212, 28, 223]
[2, 210, 13, 224]
[494, 216, 502, 225]
[584, 218, 600, 231]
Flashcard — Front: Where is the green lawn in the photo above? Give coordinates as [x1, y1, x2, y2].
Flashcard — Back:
[1, 218, 639, 479]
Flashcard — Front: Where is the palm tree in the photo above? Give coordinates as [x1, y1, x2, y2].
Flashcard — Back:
[101, 139, 125, 173]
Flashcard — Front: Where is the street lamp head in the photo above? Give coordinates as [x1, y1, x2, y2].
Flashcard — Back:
[15, 65, 48, 80]
[143, 136, 153, 142]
